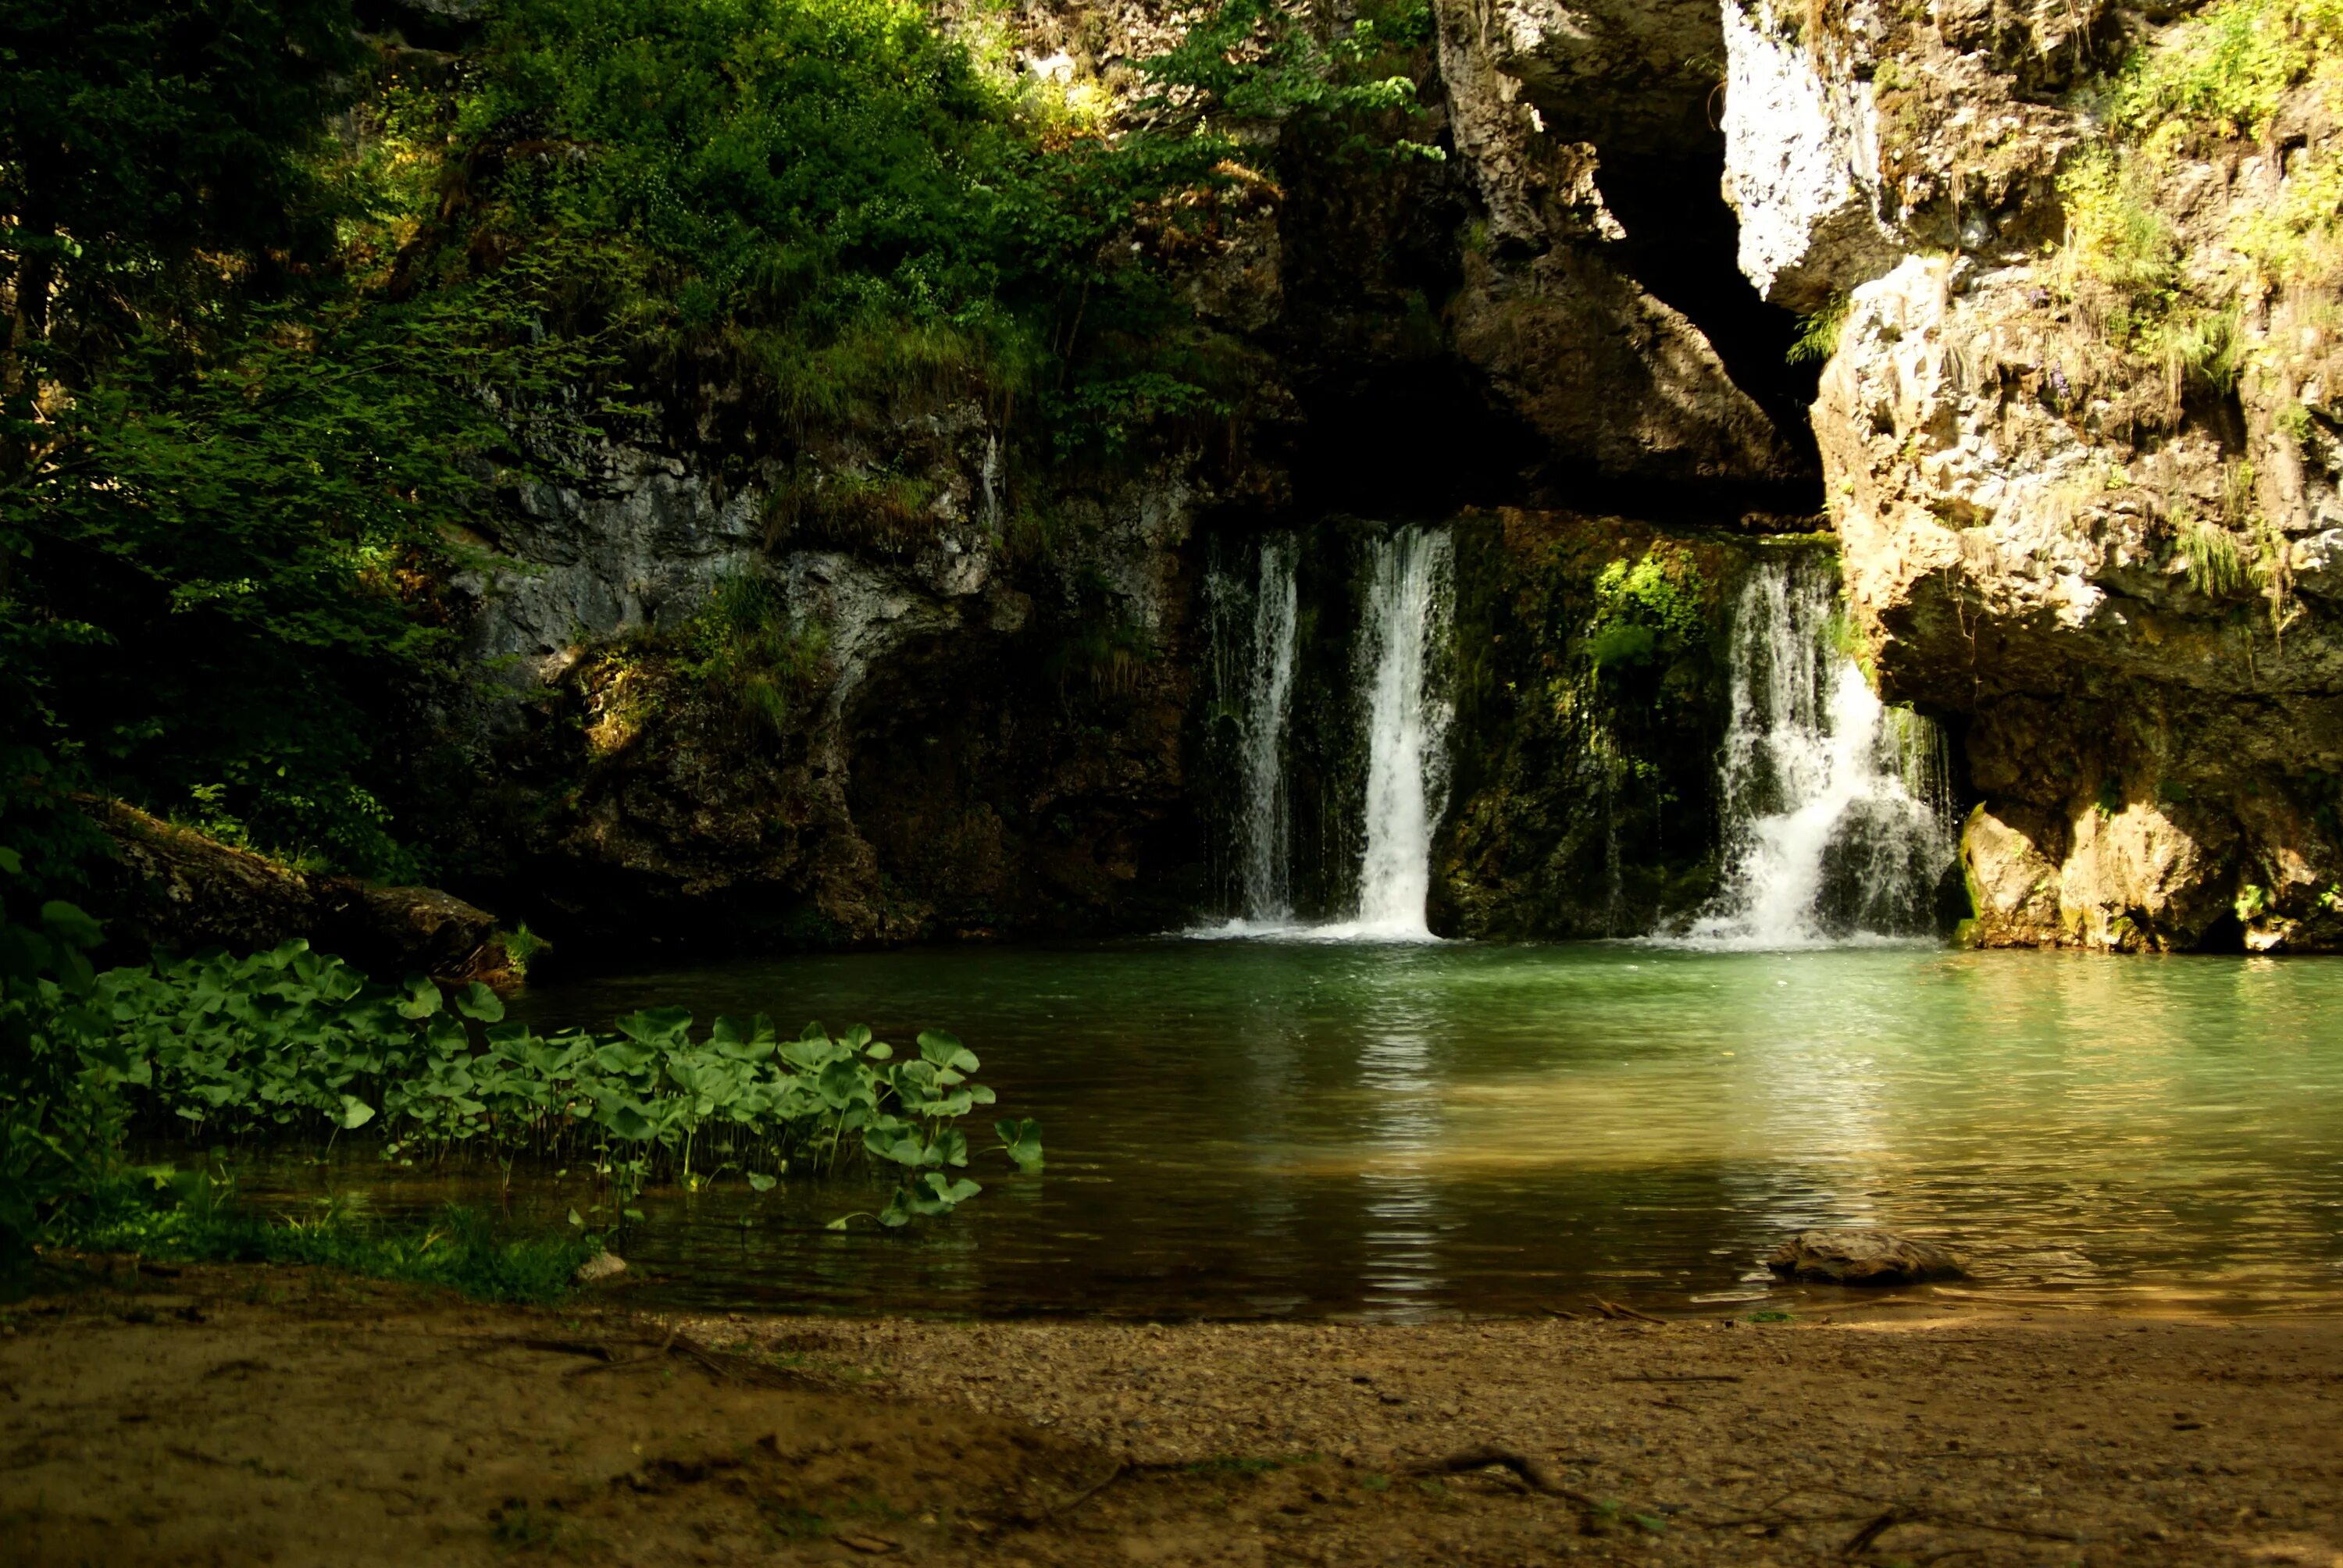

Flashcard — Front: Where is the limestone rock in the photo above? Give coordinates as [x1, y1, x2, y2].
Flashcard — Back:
[1448, 247, 1808, 486]
[573, 1252, 627, 1285]
[1719, 0, 1896, 312]
[1767, 1230, 1963, 1287]
[1737, 0, 2343, 953]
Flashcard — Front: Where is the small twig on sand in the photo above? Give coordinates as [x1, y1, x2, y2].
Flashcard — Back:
[1588, 1297, 1666, 1325]
[568, 1326, 679, 1377]
[1543, 1306, 1582, 1320]
[1699, 1496, 2079, 1553]
[510, 1337, 618, 1363]
[1611, 1372, 1742, 1384]
[1405, 1445, 1599, 1506]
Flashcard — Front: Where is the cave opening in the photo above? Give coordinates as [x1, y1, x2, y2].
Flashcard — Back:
[1592, 146, 1826, 501]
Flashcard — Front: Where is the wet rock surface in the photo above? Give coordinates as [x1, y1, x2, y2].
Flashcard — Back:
[1767, 1228, 1966, 1287]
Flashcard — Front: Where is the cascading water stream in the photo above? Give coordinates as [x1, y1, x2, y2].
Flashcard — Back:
[1681, 554, 1955, 948]
[1234, 535, 1300, 921]
[1336, 526, 1456, 940]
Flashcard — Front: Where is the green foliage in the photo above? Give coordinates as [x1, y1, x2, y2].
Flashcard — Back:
[0, 0, 364, 344]
[462, 0, 1042, 405]
[2059, 151, 2181, 308]
[0, 846, 116, 1257]
[680, 574, 829, 735]
[2111, 0, 2343, 139]
[84, 941, 1037, 1227]
[1135, 0, 1433, 155]
[496, 923, 553, 979]
[70, 1180, 599, 1304]
[10, 276, 612, 878]
[1584, 551, 1710, 673]
[1785, 294, 1849, 365]
[2177, 514, 2252, 596]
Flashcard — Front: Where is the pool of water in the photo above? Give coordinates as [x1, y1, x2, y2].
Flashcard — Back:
[232, 939, 2343, 1320]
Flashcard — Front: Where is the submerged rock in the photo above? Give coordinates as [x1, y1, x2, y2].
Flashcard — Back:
[1767, 1229, 1963, 1287]
[573, 1253, 627, 1286]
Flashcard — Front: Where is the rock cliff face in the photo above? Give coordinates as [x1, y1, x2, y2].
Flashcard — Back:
[1710, 0, 2343, 950]
[426, 0, 1833, 957]
[423, 0, 2343, 958]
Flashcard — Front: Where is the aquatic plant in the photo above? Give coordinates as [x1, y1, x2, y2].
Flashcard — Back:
[87, 942, 1041, 1229]
[70, 1176, 601, 1306]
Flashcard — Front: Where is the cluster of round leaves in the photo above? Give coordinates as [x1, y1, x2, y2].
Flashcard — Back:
[89, 941, 1040, 1228]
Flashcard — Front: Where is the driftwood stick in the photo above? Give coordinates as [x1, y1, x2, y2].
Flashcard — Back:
[1404, 1445, 1598, 1506]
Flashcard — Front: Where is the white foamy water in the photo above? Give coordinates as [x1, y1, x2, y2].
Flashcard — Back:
[1677, 554, 1955, 950]
[1343, 526, 1456, 941]
[1191, 526, 1454, 944]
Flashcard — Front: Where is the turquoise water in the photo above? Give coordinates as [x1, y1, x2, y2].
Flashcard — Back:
[252, 940, 2343, 1319]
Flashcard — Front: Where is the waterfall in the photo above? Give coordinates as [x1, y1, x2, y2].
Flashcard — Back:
[1235, 536, 1300, 921]
[1326, 526, 1455, 942]
[1681, 554, 1955, 948]
[1192, 525, 1455, 943]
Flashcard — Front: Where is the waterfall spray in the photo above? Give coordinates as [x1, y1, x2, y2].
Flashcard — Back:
[1681, 554, 1955, 947]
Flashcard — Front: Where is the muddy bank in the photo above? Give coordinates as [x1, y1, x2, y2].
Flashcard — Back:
[5, 1263, 2341, 1566]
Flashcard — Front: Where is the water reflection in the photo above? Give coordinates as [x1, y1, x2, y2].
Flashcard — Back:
[220, 942, 2343, 1319]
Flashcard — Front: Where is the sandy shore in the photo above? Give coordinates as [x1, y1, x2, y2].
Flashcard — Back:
[5, 1261, 2341, 1565]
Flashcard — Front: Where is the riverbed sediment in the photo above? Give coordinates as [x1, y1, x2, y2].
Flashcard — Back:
[6, 1261, 2339, 1566]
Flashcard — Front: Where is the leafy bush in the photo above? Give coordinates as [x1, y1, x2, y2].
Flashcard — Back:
[91, 941, 1041, 1228]
[680, 573, 830, 735]
[0, 861, 116, 1256]
[2112, 0, 2343, 140]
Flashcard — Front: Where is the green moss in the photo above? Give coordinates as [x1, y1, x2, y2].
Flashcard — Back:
[1582, 548, 1710, 679]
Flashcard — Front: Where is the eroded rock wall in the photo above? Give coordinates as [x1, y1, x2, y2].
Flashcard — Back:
[1717, 0, 2343, 951]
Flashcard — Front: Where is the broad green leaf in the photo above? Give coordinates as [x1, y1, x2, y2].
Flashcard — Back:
[455, 982, 505, 1022]
[615, 1006, 693, 1045]
[917, 1029, 979, 1073]
[337, 1095, 376, 1130]
[996, 1117, 1044, 1171]
[395, 974, 442, 1020]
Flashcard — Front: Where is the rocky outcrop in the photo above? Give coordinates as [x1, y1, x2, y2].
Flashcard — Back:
[1432, 0, 1818, 490]
[441, 437, 1211, 950]
[1767, 1228, 1964, 1286]
[1720, 0, 2343, 952]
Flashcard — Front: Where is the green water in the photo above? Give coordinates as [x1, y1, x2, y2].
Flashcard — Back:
[248, 940, 2343, 1319]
